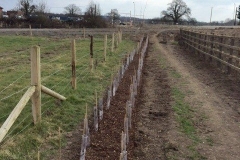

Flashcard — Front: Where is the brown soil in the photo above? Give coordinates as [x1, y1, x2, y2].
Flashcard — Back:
[133, 38, 174, 159]
[153, 30, 240, 159]
[58, 27, 240, 160]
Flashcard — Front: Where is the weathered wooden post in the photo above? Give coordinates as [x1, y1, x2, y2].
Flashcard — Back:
[187, 30, 191, 50]
[203, 33, 207, 61]
[116, 33, 119, 48]
[104, 34, 107, 61]
[209, 33, 214, 62]
[194, 31, 197, 51]
[111, 33, 115, 52]
[0, 46, 67, 143]
[120, 30, 123, 43]
[218, 35, 223, 69]
[29, 24, 32, 37]
[90, 35, 94, 72]
[228, 35, 235, 74]
[71, 39, 76, 89]
[31, 46, 41, 124]
[118, 31, 121, 44]
[83, 27, 86, 39]
[198, 32, 201, 57]
[94, 91, 98, 131]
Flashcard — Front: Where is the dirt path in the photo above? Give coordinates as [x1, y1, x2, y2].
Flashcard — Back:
[133, 37, 173, 159]
[146, 31, 240, 159]
[58, 29, 240, 160]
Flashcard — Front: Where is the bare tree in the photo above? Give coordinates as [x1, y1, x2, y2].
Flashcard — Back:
[36, 0, 49, 14]
[64, 4, 81, 16]
[85, 1, 101, 17]
[188, 17, 197, 25]
[107, 9, 120, 21]
[83, 1, 106, 27]
[18, 0, 36, 18]
[161, 0, 191, 24]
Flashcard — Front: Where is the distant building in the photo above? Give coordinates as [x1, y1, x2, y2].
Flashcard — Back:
[0, 6, 3, 18]
[7, 10, 24, 19]
[2, 11, 8, 18]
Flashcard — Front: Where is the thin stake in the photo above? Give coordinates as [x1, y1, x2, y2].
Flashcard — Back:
[37, 150, 40, 160]
[59, 127, 61, 160]
[85, 103, 88, 117]
[90, 35, 94, 72]
[95, 90, 98, 107]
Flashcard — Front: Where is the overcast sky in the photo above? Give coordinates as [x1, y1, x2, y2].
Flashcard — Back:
[0, 0, 239, 22]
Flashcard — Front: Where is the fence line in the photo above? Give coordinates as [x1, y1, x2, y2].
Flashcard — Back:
[0, 86, 29, 102]
[0, 73, 29, 95]
[42, 53, 68, 66]
[0, 29, 126, 159]
[180, 29, 240, 74]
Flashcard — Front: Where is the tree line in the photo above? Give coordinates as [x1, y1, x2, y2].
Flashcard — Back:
[0, 0, 108, 28]
[3, 0, 232, 28]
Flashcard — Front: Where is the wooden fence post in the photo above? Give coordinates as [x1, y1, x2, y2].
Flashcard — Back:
[218, 35, 223, 69]
[228, 35, 235, 74]
[90, 35, 94, 72]
[193, 32, 197, 54]
[179, 29, 183, 46]
[118, 31, 121, 44]
[198, 32, 201, 57]
[29, 24, 32, 37]
[191, 31, 194, 52]
[104, 34, 107, 61]
[203, 33, 207, 61]
[31, 46, 41, 124]
[71, 39, 76, 89]
[83, 27, 86, 39]
[111, 33, 115, 52]
[209, 33, 214, 62]
[120, 30, 123, 43]
[116, 33, 119, 48]
[187, 30, 191, 50]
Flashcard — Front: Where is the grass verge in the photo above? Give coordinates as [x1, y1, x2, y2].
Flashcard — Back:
[0, 34, 136, 159]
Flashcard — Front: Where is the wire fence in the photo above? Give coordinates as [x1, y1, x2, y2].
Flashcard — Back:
[0, 29, 129, 159]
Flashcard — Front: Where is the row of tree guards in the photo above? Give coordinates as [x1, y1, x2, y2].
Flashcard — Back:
[79, 36, 149, 160]
[120, 36, 148, 160]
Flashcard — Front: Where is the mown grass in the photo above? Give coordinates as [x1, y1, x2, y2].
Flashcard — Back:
[0, 34, 136, 159]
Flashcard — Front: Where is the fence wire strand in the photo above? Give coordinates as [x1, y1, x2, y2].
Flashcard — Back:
[0, 86, 29, 102]
[42, 53, 68, 66]
[0, 72, 29, 95]
[42, 63, 71, 82]
[1, 113, 32, 146]
[0, 31, 126, 158]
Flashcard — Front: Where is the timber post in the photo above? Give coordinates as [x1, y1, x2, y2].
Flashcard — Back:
[71, 39, 76, 89]
[31, 46, 41, 124]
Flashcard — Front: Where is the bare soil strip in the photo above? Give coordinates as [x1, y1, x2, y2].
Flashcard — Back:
[155, 31, 240, 159]
[133, 37, 173, 159]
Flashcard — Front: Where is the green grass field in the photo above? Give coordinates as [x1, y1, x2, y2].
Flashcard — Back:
[0, 33, 136, 159]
